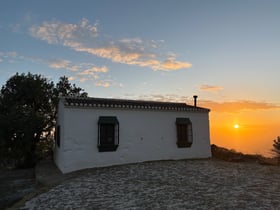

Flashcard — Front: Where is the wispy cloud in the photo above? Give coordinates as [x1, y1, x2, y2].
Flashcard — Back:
[30, 18, 98, 44]
[48, 59, 108, 75]
[78, 66, 108, 75]
[48, 59, 72, 69]
[0, 51, 113, 88]
[123, 93, 280, 113]
[200, 100, 280, 113]
[124, 93, 190, 103]
[47, 59, 112, 86]
[157, 57, 192, 71]
[0, 51, 48, 65]
[0, 51, 20, 64]
[29, 19, 192, 71]
[0, 51, 17, 58]
[68, 76, 75, 81]
[94, 80, 112, 88]
[6, 52, 17, 57]
[200, 84, 223, 92]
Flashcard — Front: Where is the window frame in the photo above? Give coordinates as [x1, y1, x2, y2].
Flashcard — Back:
[98, 116, 119, 152]
[176, 118, 193, 148]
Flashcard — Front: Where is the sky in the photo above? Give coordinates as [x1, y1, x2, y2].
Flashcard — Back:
[1, 0, 280, 156]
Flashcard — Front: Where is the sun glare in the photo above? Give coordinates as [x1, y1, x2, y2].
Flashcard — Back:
[234, 124, 239, 129]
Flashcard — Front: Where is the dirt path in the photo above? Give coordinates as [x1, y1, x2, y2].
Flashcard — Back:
[0, 168, 36, 210]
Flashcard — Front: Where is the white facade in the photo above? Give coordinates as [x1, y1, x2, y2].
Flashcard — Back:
[54, 97, 211, 173]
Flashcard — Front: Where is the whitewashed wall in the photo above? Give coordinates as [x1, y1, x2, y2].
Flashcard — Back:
[54, 102, 211, 173]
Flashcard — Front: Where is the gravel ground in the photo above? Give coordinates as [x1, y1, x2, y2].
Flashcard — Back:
[21, 159, 280, 210]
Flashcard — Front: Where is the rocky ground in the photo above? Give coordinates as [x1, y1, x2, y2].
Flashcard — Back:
[18, 159, 280, 210]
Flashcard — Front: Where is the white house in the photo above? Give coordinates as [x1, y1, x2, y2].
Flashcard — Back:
[54, 96, 211, 173]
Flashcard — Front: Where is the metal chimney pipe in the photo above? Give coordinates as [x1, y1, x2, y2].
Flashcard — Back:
[193, 95, 198, 107]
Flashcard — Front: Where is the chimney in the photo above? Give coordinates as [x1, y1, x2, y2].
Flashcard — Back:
[193, 95, 198, 108]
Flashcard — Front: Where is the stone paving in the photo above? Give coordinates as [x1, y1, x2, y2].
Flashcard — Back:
[21, 159, 280, 209]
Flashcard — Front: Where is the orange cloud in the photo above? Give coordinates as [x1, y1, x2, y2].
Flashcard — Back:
[200, 84, 223, 92]
[94, 80, 111, 88]
[47, 58, 111, 84]
[78, 66, 108, 75]
[48, 59, 71, 69]
[157, 58, 192, 71]
[83, 47, 142, 64]
[30, 19, 192, 71]
[79, 77, 89, 82]
[77, 46, 190, 71]
[127, 94, 280, 113]
[68, 76, 75, 81]
[200, 100, 280, 113]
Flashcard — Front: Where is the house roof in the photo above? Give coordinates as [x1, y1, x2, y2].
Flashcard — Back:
[62, 97, 210, 112]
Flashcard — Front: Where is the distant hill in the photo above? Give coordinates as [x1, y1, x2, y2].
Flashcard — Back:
[211, 144, 259, 162]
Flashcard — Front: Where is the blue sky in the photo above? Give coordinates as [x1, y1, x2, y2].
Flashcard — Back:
[1, 0, 280, 154]
[1, 0, 279, 102]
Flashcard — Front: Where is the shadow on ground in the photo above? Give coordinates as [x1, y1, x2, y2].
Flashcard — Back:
[0, 168, 36, 210]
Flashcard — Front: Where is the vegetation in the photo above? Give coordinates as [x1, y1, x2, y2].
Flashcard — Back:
[0, 73, 87, 168]
[212, 144, 279, 166]
[211, 144, 260, 162]
[272, 136, 280, 160]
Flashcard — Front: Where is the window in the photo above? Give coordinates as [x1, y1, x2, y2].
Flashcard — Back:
[176, 118, 193, 148]
[55, 125, 60, 148]
[98, 116, 119, 152]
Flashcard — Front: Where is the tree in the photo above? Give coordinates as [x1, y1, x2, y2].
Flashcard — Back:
[0, 73, 87, 168]
[272, 136, 280, 160]
[55, 76, 88, 98]
[0, 73, 55, 167]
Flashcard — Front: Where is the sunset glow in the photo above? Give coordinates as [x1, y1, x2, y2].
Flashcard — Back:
[206, 102, 280, 157]
[1, 1, 280, 157]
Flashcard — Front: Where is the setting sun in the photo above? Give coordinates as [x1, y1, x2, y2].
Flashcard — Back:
[234, 124, 239, 129]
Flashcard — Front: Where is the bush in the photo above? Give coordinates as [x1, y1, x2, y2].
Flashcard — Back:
[272, 136, 280, 160]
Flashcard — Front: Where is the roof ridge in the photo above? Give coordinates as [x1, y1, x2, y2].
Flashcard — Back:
[62, 96, 210, 112]
[63, 96, 187, 105]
